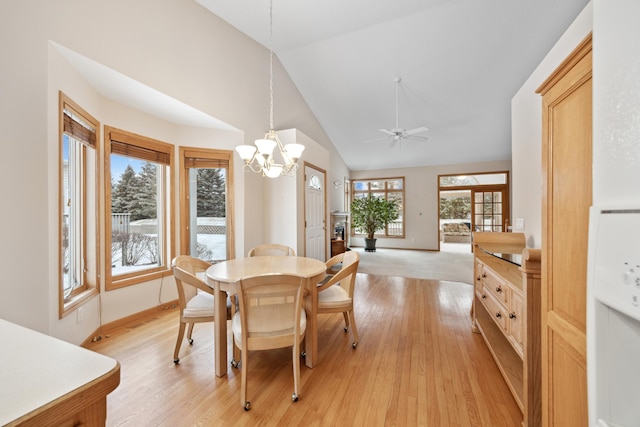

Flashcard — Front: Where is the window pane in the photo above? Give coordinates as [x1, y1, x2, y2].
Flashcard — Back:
[350, 177, 404, 238]
[370, 181, 384, 190]
[353, 181, 368, 191]
[62, 135, 84, 297]
[111, 155, 163, 276]
[387, 179, 403, 190]
[439, 172, 507, 187]
[189, 167, 227, 263]
[59, 94, 99, 313]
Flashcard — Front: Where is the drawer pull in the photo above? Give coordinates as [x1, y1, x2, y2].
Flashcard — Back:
[495, 286, 502, 293]
[477, 276, 481, 281]
[509, 313, 517, 319]
[495, 312, 502, 319]
[482, 273, 486, 278]
[481, 294, 487, 299]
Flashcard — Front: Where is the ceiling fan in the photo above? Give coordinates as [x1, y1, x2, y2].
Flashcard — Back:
[367, 77, 429, 146]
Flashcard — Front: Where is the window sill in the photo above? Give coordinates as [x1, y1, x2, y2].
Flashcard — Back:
[61, 287, 99, 319]
[107, 268, 173, 291]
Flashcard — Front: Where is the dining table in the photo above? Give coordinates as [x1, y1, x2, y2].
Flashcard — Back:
[206, 255, 327, 377]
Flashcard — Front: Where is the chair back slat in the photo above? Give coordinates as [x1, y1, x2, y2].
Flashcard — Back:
[248, 244, 296, 257]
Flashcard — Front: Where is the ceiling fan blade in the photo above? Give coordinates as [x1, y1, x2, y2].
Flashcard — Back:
[405, 126, 429, 135]
[378, 129, 396, 136]
[365, 135, 391, 143]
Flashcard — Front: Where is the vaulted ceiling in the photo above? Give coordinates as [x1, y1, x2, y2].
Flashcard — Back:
[196, 0, 589, 171]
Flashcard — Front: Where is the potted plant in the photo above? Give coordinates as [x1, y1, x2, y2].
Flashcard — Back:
[350, 196, 399, 252]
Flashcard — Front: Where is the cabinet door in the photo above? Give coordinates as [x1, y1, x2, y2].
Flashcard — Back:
[508, 289, 524, 357]
[537, 35, 591, 427]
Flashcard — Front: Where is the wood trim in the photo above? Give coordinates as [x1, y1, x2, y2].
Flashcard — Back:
[88, 300, 179, 341]
[536, 33, 592, 95]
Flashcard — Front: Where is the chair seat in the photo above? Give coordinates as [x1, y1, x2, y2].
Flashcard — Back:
[232, 309, 306, 347]
[318, 284, 351, 309]
[183, 292, 215, 318]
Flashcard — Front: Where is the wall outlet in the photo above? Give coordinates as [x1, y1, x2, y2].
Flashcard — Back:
[515, 218, 525, 230]
[77, 306, 84, 323]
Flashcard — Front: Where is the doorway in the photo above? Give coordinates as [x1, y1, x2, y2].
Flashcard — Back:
[438, 172, 510, 252]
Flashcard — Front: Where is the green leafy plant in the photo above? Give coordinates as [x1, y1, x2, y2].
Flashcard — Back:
[350, 196, 399, 240]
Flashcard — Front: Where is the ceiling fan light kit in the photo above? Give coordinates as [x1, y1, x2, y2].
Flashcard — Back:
[367, 77, 429, 146]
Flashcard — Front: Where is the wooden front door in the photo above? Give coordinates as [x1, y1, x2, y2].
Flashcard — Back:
[537, 34, 592, 426]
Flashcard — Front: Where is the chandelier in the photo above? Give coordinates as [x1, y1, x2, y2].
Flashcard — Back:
[235, 0, 304, 178]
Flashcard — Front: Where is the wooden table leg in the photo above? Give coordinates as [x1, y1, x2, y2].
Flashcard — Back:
[213, 280, 227, 377]
[304, 279, 318, 368]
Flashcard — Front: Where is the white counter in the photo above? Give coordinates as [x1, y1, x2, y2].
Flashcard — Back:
[0, 319, 120, 426]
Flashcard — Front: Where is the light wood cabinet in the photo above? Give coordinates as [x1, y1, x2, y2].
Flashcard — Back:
[472, 232, 542, 427]
[536, 34, 591, 427]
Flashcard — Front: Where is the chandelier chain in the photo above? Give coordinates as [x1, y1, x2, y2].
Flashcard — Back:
[234, 0, 305, 178]
[269, 0, 274, 130]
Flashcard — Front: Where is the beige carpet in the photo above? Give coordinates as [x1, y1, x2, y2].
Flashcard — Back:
[352, 247, 474, 285]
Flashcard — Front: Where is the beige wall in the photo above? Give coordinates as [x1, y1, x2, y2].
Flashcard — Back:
[350, 160, 512, 250]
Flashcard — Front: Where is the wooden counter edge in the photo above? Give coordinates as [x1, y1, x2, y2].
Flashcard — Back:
[6, 362, 121, 427]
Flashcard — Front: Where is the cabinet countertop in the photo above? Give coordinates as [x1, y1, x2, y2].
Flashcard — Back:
[0, 319, 120, 426]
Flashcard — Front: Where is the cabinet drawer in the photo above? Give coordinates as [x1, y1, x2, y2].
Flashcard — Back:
[477, 288, 507, 331]
[482, 267, 508, 305]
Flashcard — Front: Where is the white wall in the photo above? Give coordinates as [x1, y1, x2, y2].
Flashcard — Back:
[264, 129, 331, 257]
[593, 0, 640, 206]
[0, 0, 348, 343]
[511, 3, 593, 248]
[351, 159, 511, 250]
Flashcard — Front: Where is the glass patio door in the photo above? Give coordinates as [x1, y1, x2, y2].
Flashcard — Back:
[471, 187, 509, 232]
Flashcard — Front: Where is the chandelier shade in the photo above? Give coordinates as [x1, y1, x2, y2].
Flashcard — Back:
[235, 0, 304, 178]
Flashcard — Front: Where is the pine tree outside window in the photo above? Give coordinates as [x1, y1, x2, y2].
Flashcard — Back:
[105, 127, 174, 290]
[179, 147, 235, 262]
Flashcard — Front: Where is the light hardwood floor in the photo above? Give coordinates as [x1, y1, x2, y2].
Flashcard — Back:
[86, 274, 521, 426]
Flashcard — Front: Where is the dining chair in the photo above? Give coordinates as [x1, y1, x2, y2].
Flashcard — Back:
[247, 243, 296, 257]
[316, 251, 361, 348]
[171, 255, 232, 364]
[232, 274, 307, 411]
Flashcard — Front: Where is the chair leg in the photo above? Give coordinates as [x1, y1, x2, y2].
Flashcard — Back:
[174, 321, 186, 363]
[232, 337, 241, 368]
[292, 339, 301, 402]
[186, 322, 195, 345]
[241, 344, 250, 410]
[348, 310, 359, 348]
[342, 312, 350, 331]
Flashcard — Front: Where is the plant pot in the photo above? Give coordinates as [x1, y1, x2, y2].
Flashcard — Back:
[364, 238, 377, 252]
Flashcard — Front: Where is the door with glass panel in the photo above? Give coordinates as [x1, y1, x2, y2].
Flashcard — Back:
[304, 164, 326, 261]
[438, 173, 509, 252]
[471, 187, 509, 232]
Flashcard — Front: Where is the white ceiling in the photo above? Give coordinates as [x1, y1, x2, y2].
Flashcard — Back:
[196, 0, 589, 171]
